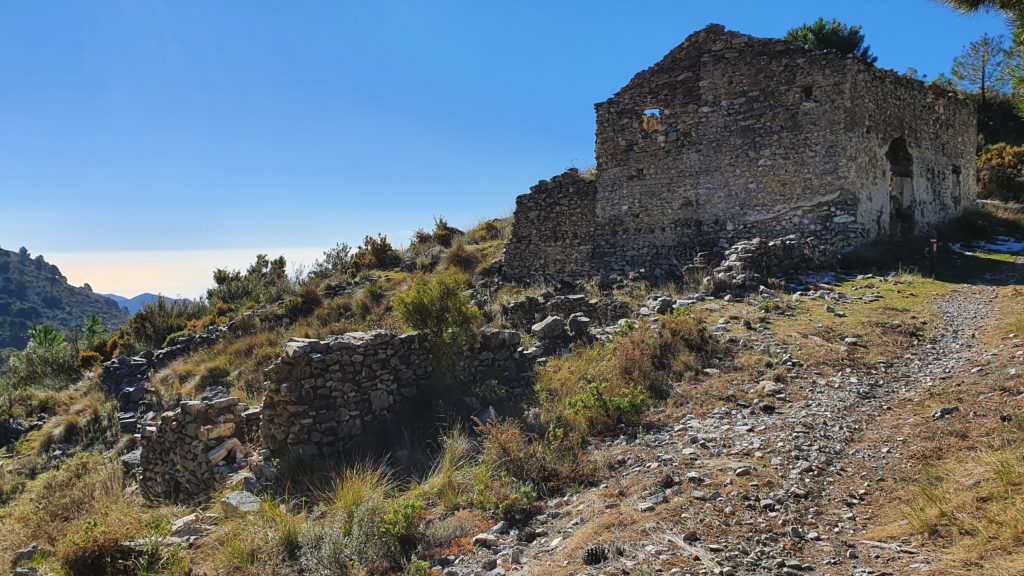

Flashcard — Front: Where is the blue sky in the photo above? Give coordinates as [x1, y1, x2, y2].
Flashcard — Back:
[0, 1, 1009, 296]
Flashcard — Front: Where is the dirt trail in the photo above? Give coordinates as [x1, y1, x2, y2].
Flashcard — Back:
[502, 285, 1004, 576]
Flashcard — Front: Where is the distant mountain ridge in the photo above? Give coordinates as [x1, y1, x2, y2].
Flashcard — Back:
[0, 246, 129, 350]
[102, 293, 182, 315]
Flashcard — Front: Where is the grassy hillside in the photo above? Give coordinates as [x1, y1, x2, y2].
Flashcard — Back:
[0, 247, 128, 351]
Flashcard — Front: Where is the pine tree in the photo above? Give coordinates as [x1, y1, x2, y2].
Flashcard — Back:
[951, 33, 1009, 106]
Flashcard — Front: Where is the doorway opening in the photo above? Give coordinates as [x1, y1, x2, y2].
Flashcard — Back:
[886, 137, 915, 237]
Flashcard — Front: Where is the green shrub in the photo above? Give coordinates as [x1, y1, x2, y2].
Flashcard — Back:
[207, 254, 293, 311]
[309, 242, 353, 281]
[352, 234, 401, 271]
[2, 337, 78, 390]
[283, 284, 323, 320]
[977, 143, 1024, 202]
[126, 297, 210, 351]
[392, 271, 482, 382]
[74, 351, 102, 372]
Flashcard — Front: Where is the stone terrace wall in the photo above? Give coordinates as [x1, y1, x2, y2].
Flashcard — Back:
[139, 397, 257, 502]
[261, 331, 431, 457]
[261, 329, 526, 458]
[501, 169, 597, 281]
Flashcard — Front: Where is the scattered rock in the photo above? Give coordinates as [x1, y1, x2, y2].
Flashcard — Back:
[932, 406, 960, 420]
[220, 491, 260, 515]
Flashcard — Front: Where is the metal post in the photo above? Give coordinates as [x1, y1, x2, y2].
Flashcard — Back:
[929, 237, 938, 277]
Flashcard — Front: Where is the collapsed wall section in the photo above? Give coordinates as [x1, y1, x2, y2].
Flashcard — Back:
[139, 397, 258, 502]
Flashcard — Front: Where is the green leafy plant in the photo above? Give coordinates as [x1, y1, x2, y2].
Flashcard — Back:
[392, 270, 482, 383]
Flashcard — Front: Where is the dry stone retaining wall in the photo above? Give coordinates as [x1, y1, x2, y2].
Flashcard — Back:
[261, 328, 526, 458]
[139, 397, 257, 502]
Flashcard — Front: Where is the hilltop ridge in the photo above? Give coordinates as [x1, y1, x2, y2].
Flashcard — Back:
[0, 246, 128, 350]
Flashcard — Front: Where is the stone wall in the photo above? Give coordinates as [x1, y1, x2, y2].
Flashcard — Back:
[700, 236, 808, 295]
[501, 169, 597, 281]
[139, 397, 257, 502]
[502, 24, 976, 281]
[261, 328, 526, 458]
[101, 325, 228, 433]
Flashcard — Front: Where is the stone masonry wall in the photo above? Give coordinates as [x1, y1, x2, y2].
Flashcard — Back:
[139, 397, 257, 502]
[501, 169, 597, 281]
[502, 24, 976, 281]
[260, 328, 525, 458]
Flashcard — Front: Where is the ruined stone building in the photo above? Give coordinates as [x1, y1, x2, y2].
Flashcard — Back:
[502, 24, 977, 280]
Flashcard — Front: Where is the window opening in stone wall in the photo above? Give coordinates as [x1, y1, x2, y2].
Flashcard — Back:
[886, 137, 915, 237]
[642, 108, 662, 132]
[800, 85, 813, 100]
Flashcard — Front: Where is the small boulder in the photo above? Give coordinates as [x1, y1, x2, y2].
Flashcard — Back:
[471, 533, 499, 548]
[531, 316, 566, 341]
[220, 491, 261, 515]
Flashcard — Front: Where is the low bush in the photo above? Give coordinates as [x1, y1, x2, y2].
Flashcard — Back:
[477, 420, 593, 498]
[392, 271, 482, 383]
[207, 254, 293, 312]
[126, 297, 211, 351]
[977, 143, 1024, 202]
[412, 217, 464, 250]
[353, 234, 402, 271]
[300, 464, 425, 575]
[283, 284, 323, 320]
[196, 498, 303, 576]
[441, 238, 481, 274]
[536, 311, 714, 439]
[536, 342, 650, 438]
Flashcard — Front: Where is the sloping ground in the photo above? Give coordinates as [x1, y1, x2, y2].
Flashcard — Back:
[0, 248, 128, 350]
[451, 254, 1024, 575]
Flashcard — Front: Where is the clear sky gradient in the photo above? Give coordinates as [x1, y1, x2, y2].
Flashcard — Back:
[0, 1, 1009, 297]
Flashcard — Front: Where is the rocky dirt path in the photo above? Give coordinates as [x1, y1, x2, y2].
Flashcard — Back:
[449, 285, 1002, 576]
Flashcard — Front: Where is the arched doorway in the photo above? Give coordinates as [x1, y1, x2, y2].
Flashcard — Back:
[886, 137, 915, 237]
